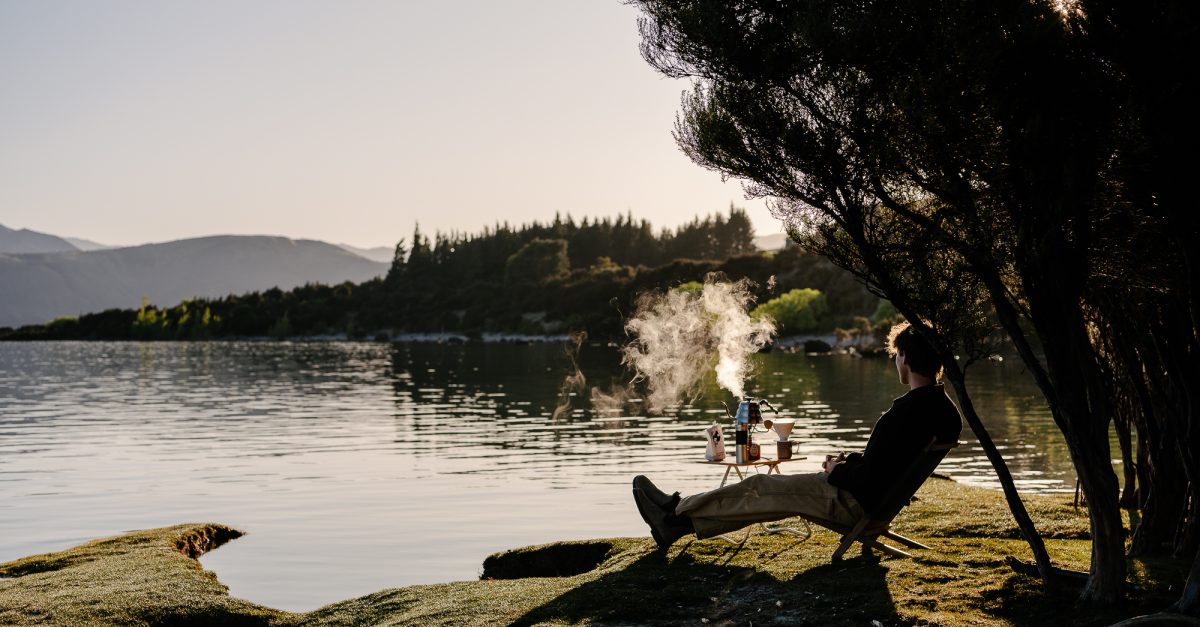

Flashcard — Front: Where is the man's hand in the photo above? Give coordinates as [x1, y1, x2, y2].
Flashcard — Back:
[822, 452, 846, 473]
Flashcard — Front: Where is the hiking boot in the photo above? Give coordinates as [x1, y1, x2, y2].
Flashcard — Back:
[632, 475, 680, 513]
[633, 488, 690, 550]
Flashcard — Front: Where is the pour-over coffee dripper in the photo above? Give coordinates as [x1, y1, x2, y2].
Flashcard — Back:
[762, 418, 796, 442]
[762, 417, 798, 459]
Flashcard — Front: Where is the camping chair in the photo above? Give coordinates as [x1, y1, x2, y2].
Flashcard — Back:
[798, 439, 959, 560]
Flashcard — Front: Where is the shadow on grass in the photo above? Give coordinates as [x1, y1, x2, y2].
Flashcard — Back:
[510, 544, 898, 625]
[980, 558, 1183, 626]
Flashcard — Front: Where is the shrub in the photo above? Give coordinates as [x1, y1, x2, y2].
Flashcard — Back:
[872, 298, 899, 323]
[671, 281, 704, 297]
[751, 288, 828, 335]
[504, 238, 570, 287]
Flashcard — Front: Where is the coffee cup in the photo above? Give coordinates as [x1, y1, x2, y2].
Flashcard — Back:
[777, 440, 797, 460]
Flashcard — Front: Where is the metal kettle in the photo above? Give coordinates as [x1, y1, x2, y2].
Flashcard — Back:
[729, 397, 776, 464]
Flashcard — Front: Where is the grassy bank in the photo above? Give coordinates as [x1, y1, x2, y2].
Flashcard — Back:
[1, 479, 1192, 625]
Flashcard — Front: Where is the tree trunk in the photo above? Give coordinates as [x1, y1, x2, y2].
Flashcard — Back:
[980, 271, 1127, 601]
[1177, 487, 1200, 559]
[1137, 425, 1151, 511]
[944, 362, 1055, 587]
[1103, 313, 1186, 556]
[1018, 246, 1128, 602]
[1130, 450, 1186, 555]
[1070, 426, 1127, 603]
[1174, 543, 1200, 615]
[1115, 396, 1138, 509]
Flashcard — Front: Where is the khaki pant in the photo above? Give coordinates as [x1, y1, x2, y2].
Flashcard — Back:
[675, 471, 864, 540]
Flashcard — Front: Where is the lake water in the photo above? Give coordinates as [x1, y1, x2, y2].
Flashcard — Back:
[0, 340, 1078, 611]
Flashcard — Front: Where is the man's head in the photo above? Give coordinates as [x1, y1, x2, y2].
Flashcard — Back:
[886, 322, 942, 384]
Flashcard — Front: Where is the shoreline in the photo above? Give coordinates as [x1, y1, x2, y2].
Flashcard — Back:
[0, 479, 1176, 625]
[0, 331, 850, 347]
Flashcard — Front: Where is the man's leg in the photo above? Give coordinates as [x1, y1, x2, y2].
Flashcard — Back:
[675, 472, 861, 540]
[632, 480, 694, 550]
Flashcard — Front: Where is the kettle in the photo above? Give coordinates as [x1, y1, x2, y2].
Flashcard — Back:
[728, 398, 776, 464]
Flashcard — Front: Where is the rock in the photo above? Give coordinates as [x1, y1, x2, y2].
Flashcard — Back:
[481, 541, 613, 579]
[804, 339, 833, 354]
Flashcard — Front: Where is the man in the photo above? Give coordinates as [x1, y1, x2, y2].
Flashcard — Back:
[632, 322, 963, 550]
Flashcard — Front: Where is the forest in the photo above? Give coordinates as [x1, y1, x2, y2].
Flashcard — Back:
[0, 208, 881, 342]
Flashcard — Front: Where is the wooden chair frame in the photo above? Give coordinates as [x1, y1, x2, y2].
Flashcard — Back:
[797, 439, 959, 560]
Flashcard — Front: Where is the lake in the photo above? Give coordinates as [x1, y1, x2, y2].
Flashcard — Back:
[0, 340, 1079, 611]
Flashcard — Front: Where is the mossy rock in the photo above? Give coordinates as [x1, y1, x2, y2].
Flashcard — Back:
[482, 541, 615, 579]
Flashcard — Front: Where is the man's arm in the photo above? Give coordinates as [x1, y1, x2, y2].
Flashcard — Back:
[825, 453, 870, 491]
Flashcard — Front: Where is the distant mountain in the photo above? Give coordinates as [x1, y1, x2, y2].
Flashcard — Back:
[0, 224, 79, 254]
[336, 243, 394, 263]
[754, 233, 789, 251]
[63, 236, 114, 251]
[0, 235, 388, 328]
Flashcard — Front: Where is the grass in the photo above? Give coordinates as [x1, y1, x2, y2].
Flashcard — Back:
[1, 479, 1192, 625]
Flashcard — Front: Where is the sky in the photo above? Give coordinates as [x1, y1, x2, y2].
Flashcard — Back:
[0, 1, 778, 249]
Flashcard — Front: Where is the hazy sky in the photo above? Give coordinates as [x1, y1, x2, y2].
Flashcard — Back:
[0, 1, 778, 248]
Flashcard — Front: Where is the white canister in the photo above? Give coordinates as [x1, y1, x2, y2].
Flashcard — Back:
[705, 423, 726, 461]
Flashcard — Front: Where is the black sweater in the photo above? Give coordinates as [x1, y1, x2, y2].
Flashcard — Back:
[826, 383, 963, 513]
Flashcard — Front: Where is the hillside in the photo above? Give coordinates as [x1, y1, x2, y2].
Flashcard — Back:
[0, 236, 387, 327]
[753, 232, 789, 251]
[336, 243, 393, 263]
[62, 236, 114, 251]
[0, 224, 78, 254]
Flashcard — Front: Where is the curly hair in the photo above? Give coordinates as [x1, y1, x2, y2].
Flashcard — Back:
[886, 322, 942, 379]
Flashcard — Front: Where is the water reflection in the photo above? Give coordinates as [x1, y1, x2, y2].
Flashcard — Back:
[383, 341, 1074, 493]
[0, 340, 1076, 612]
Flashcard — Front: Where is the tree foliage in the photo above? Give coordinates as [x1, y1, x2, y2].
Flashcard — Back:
[504, 238, 570, 287]
[752, 288, 827, 335]
[631, 0, 1200, 605]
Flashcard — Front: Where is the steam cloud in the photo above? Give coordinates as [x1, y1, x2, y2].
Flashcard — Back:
[551, 331, 588, 421]
[621, 278, 775, 412]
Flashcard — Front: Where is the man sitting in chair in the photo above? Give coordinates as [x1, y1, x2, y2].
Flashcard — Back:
[632, 322, 963, 550]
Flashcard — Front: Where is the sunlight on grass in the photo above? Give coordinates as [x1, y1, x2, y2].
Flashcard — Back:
[0, 480, 1184, 625]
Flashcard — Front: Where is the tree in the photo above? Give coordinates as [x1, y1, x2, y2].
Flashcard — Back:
[268, 311, 291, 338]
[752, 288, 827, 335]
[630, 0, 1127, 597]
[504, 238, 570, 288]
[721, 205, 756, 257]
[132, 296, 164, 340]
[386, 237, 407, 284]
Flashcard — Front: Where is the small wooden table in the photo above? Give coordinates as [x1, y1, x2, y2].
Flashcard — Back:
[696, 454, 813, 543]
[698, 455, 805, 487]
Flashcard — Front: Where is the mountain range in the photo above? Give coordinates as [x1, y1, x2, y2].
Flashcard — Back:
[0, 226, 389, 328]
[0, 224, 79, 254]
[0, 224, 395, 260]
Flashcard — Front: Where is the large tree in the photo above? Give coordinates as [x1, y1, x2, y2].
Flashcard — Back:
[631, 0, 1199, 604]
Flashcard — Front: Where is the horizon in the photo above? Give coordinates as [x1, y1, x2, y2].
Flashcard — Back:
[0, 1, 778, 249]
[1, 209, 787, 252]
